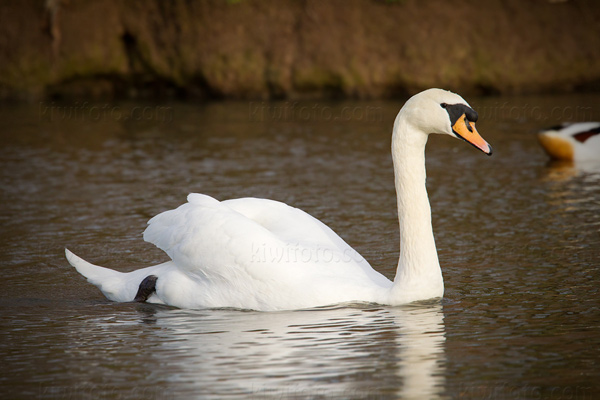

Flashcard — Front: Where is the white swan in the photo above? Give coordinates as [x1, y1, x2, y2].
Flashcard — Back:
[66, 88, 492, 311]
[538, 122, 600, 161]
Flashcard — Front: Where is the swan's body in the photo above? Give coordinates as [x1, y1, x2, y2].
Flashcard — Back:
[538, 122, 600, 161]
[67, 88, 491, 311]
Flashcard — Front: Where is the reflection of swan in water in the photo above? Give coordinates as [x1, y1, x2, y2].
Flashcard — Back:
[133, 303, 446, 399]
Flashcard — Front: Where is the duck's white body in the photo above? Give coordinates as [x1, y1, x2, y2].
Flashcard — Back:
[67, 88, 491, 311]
[538, 122, 600, 161]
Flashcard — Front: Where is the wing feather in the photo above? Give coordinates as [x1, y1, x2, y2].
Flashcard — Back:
[143, 194, 390, 293]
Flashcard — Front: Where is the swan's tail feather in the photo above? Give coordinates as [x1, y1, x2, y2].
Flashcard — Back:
[65, 248, 122, 284]
[65, 248, 133, 302]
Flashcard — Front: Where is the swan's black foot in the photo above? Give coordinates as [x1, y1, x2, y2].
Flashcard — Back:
[134, 275, 158, 303]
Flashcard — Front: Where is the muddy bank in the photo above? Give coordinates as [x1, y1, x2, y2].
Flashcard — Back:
[1, 0, 600, 100]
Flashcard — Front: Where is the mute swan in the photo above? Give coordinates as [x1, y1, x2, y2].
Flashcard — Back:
[66, 88, 492, 311]
[538, 122, 600, 161]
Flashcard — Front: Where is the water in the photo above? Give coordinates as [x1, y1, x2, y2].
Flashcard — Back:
[1, 94, 599, 399]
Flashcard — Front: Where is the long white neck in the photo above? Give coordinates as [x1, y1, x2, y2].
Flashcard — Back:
[387, 112, 444, 304]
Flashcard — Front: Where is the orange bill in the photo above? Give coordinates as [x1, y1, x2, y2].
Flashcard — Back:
[452, 114, 492, 155]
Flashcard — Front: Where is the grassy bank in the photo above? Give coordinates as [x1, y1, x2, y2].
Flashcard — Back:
[1, 0, 599, 100]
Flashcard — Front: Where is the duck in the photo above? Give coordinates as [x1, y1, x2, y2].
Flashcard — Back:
[537, 122, 600, 162]
[66, 88, 492, 311]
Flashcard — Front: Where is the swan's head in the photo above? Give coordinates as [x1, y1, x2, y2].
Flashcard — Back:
[398, 88, 492, 155]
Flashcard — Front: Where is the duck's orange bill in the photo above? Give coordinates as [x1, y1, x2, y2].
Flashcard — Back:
[453, 114, 492, 155]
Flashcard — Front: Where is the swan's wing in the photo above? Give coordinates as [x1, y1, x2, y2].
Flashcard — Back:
[222, 197, 370, 268]
[143, 194, 390, 287]
[143, 194, 273, 280]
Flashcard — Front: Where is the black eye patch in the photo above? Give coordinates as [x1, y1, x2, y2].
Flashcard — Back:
[441, 103, 478, 126]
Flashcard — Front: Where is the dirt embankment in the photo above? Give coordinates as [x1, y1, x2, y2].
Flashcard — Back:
[2, 0, 600, 100]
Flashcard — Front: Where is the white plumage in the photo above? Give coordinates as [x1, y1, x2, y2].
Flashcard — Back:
[67, 88, 491, 311]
